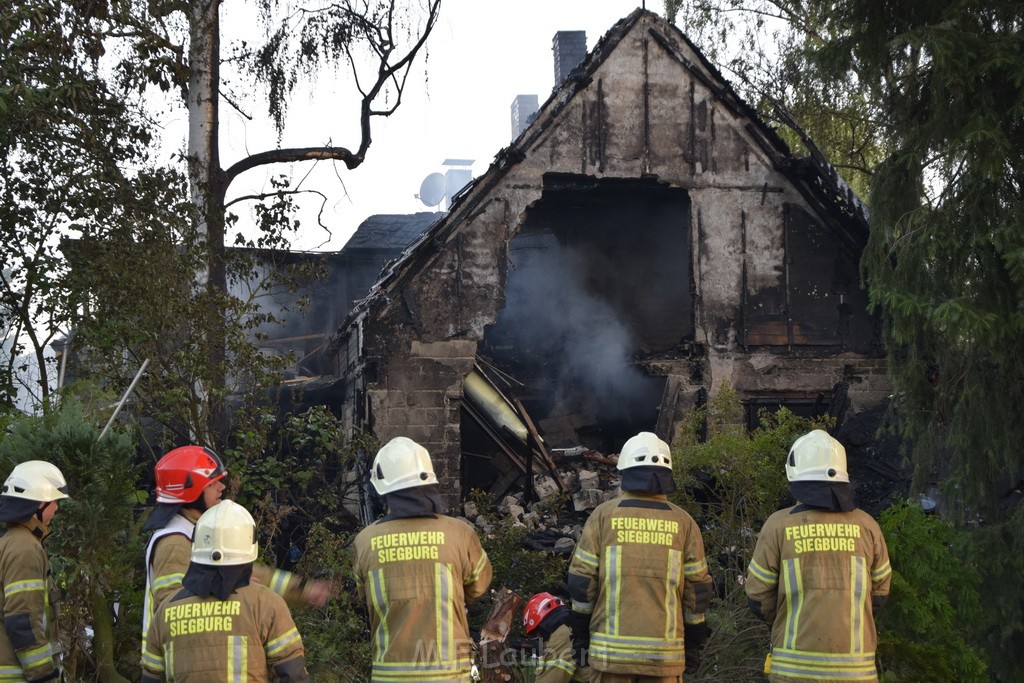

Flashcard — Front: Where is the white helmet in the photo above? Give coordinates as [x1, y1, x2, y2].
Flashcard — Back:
[786, 430, 849, 483]
[370, 437, 438, 495]
[1, 461, 70, 502]
[617, 432, 673, 470]
[191, 500, 258, 566]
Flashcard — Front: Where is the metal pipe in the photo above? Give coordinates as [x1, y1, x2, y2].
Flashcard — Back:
[99, 358, 149, 440]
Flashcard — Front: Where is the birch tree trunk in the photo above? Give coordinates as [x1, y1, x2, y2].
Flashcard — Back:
[187, 0, 229, 445]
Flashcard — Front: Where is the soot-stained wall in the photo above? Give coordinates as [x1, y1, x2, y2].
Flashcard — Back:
[332, 9, 889, 502]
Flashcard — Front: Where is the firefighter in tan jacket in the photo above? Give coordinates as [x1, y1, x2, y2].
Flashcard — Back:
[745, 430, 892, 683]
[567, 432, 714, 683]
[0, 461, 69, 683]
[141, 446, 332, 658]
[353, 437, 492, 683]
[141, 499, 309, 682]
[522, 592, 589, 683]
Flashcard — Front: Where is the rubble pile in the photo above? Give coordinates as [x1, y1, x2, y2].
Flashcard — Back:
[459, 451, 623, 555]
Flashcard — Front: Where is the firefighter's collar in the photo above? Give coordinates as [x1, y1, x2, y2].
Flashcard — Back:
[180, 507, 203, 525]
[18, 516, 50, 541]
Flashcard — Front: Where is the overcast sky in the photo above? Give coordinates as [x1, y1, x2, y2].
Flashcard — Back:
[210, 0, 669, 251]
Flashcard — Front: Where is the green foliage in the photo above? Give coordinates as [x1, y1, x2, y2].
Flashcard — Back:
[963, 508, 1024, 683]
[875, 503, 986, 682]
[291, 524, 372, 682]
[843, 1, 1024, 521]
[0, 0, 173, 410]
[0, 399, 142, 681]
[670, 386, 829, 681]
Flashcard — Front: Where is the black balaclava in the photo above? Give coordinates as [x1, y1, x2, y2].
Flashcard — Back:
[0, 496, 42, 525]
[620, 465, 677, 495]
[536, 604, 570, 641]
[383, 484, 447, 519]
[181, 561, 253, 601]
[790, 480, 857, 512]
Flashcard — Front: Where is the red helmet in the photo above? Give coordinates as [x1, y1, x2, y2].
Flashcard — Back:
[154, 446, 227, 504]
[523, 592, 565, 635]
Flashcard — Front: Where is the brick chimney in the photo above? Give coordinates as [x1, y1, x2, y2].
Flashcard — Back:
[552, 30, 587, 86]
[510, 94, 539, 139]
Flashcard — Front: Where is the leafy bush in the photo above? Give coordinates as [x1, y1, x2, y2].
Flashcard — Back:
[875, 502, 987, 682]
[0, 398, 143, 682]
[291, 524, 372, 682]
[670, 385, 830, 682]
[967, 507, 1024, 683]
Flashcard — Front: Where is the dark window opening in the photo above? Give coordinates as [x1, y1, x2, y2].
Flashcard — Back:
[470, 175, 692, 486]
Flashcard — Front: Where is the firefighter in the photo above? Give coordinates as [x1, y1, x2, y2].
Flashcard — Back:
[567, 431, 714, 683]
[0, 461, 69, 683]
[523, 592, 589, 683]
[745, 429, 892, 683]
[352, 436, 492, 683]
[141, 499, 309, 682]
[141, 445, 332, 658]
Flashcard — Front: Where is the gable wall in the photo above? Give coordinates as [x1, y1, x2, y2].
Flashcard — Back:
[347, 13, 888, 501]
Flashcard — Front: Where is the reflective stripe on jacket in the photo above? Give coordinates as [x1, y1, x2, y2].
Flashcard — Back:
[352, 514, 492, 683]
[534, 623, 588, 683]
[140, 583, 308, 682]
[745, 505, 892, 683]
[0, 523, 58, 682]
[567, 493, 713, 677]
[142, 510, 312, 658]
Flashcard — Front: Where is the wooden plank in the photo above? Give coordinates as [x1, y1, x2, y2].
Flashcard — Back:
[512, 397, 569, 495]
[479, 587, 524, 683]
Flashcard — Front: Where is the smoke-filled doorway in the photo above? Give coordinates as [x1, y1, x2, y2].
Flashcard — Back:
[474, 174, 693, 469]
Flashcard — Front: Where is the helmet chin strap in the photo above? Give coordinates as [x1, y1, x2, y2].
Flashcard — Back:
[35, 502, 48, 523]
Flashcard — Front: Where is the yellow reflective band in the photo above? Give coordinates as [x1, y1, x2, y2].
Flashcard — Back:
[771, 648, 877, 680]
[228, 635, 248, 682]
[151, 572, 185, 590]
[371, 674, 470, 683]
[369, 569, 390, 658]
[683, 611, 705, 625]
[573, 547, 598, 568]
[783, 558, 803, 650]
[748, 559, 778, 584]
[665, 548, 681, 638]
[266, 627, 300, 656]
[539, 658, 575, 676]
[271, 570, 291, 595]
[166, 641, 174, 679]
[18, 644, 52, 668]
[141, 648, 165, 672]
[467, 551, 489, 583]
[571, 600, 594, 615]
[434, 563, 454, 660]
[850, 556, 867, 653]
[683, 557, 708, 576]
[371, 658, 472, 683]
[604, 546, 622, 635]
[4, 579, 45, 598]
[872, 561, 891, 581]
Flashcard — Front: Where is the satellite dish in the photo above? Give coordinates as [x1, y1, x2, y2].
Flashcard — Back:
[418, 172, 446, 207]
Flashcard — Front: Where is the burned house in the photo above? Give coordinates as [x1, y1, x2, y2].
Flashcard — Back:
[329, 9, 890, 504]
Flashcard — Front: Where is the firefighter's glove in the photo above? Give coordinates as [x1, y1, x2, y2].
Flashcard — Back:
[568, 610, 590, 668]
[684, 622, 709, 674]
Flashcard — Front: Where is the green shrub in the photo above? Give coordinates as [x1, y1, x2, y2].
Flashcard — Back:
[0, 398, 143, 682]
[876, 502, 987, 682]
[670, 385, 829, 682]
[291, 524, 372, 682]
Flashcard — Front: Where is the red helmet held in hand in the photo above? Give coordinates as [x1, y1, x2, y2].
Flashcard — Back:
[154, 446, 227, 504]
[523, 592, 565, 635]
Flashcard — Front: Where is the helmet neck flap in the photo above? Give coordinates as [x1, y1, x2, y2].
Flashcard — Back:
[182, 561, 253, 601]
[383, 484, 447, 520]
